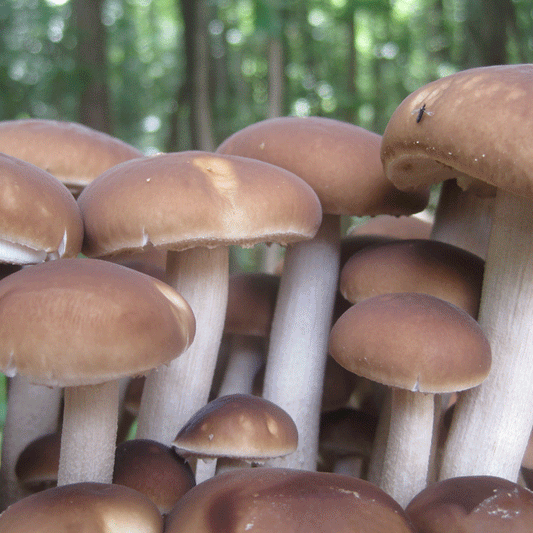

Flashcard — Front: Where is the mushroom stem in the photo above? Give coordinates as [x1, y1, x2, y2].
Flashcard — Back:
[380, 388, 434, 508]
[0, 376, 62, 508]
[430, 180, 493, 259]
[440, 189, 533, 481]
[263, 214, 340, 470]
[136, 246, 229, 444]
[57, 380, 119, 485]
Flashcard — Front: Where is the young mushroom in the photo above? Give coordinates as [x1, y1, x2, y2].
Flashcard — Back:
[328, 292, 491, 507]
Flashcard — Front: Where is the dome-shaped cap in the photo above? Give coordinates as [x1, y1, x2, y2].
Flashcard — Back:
[0, 482, 163, 532]
[166, 467, 416, 532]
[217, 116, 429, 216]
[0, 119, 143, 195]
[381, 65, 533, 198]
[0, 153, 83, 263]
[78, 151, 322, 257]
[328, 293, 491, 393]
[0, 258, 195, 387]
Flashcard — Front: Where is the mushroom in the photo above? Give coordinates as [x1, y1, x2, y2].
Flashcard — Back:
[0, 482, 164, 532]
[0, 258, 195, 486]
[328, 292, 491, 506]
[406, 475, 533, 532]
[380, 64, 533, 481]
[165, 467, 417, 532]
[172, 394, 298, 483]
[0, 118, 143, 196]
[78, 151, 321, 445]
[217, 116, 429, 470]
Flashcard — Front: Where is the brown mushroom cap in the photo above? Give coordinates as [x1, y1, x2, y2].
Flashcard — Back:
[406, 475, 533, 532]
[0, 153, 83, 262]
[0, 482, 163, 531]
[328, 293, 491, 394]
[172, 394, 298, 461]
[348, 215, 432, 240]
[0, 119, 143, 195]
[339, 239, 485, 317]
[0, 258, 195, 387]
[78, 151, 322, 258]
[217, 116, 429, 216]
[165, 467, 417, 532]
[381, 64, 533, 197]
[113, 439, 195, 515]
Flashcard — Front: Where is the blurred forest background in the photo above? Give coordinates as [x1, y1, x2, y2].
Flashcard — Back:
[1, 0, 532, 156]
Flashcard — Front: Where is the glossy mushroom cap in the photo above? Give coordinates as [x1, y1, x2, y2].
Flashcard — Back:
[0, 258, 195, 387]
[165, 468, 416, 532]
[348, 215, 432, 240]
[406, 475, 533, 532]
[328, 293, 491, 394]
[340, 239, 485, 317]
[172, 394, 298, 461]
[113, 439, 195, 515]
[0, 482, 163, 531]
[381, 64, 533, 197]
[0, 119, 143, 196]
[78, 151, 322, 258]
[0, 153, 83, 263]
[217, 116, 429, 216]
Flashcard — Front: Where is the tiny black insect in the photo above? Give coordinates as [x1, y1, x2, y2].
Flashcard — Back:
[412, 104, 434, 123]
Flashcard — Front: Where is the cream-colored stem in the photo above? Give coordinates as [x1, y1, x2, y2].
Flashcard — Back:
[194, 458, 218, 484]
[440, 189, 533, 481]
[381, 388, 434, 508]
[431, 180, 493, 259]
[136, 247, 229, 444]
[0, 376, 61, 509]
[58, 380, 119, 486]
[263, 215, 341, 471]
[367, 388, 391, 486]
[217, 335, 264, 397]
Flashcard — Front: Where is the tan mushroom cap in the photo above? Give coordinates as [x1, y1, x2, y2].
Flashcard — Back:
[172, 394, 298, 461]
[328, 293, 491, 394]
[0, 119, 143, 195]
[381, 64, 533, 197]
[0, 258, 195, 387]
[406, 475, 533, 532]
[0, 153, 83, 262]
[0, 482, 163, 532]
[165, 467, 417, 533]
[340, 239, 485, 317]
[78, 151, 322, 258]
[217, 116, 429, 216]
[113, 439, 195, 515]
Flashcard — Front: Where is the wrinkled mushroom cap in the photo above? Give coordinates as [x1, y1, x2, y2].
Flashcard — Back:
[0, 258, 195, 387]
[172, 394, 298, 461]
[0, 153, 83, 263]
[78, 151, 322, 257]
[328, 293, 491, 393]
[0, 119, 143, 195]
[217, 116, 429, 216]
[0, 482, 163, 532]
[166, 468, 416, 533]
[406, 475, 533, 533]
[381, 64, 533, 198]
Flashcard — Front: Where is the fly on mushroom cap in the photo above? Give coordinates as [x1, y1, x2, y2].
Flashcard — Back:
[0, 118, 143, 196]
[172, 394, 298, 462]
[0, 153, 83, 263]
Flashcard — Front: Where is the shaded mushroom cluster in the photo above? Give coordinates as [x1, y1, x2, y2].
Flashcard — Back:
[1, 63, 533, 531]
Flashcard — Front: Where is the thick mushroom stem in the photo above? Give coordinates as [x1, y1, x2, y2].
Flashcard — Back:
[440, 189, 533, 481]
[136, 246, 229, 444]
[380, 388, 434, 508]
[57, 380, 119, 485]
[0, 376, 61, 508]
[263, 214, 340, 470]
